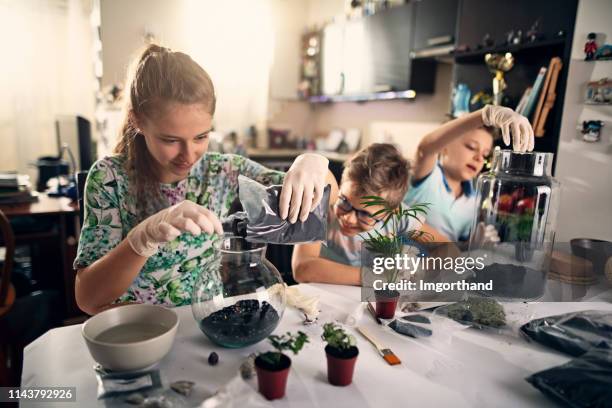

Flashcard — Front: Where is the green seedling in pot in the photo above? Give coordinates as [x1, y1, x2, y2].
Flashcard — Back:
[259, 331, 309, 367]
[255, 331, 309, 400]
[360, 196, 431, 320]
[322, 322, 359, 386]
[322, 322, 356, 352]
[360, 195, 431, 284]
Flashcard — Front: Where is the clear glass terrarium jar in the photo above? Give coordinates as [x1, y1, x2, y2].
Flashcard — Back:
[191, 236, 286, 348]
[468, 150, 560, 300]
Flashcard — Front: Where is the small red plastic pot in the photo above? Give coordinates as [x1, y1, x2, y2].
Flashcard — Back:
[375, 290, 400, 319]
[255, 354, 291, 400]
[325, 345, 359, 386]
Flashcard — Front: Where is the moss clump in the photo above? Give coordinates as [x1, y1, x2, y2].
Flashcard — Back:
[444, 297, 506, 328]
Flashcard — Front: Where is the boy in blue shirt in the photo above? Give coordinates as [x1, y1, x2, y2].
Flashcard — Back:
[404, 105, 534, 241]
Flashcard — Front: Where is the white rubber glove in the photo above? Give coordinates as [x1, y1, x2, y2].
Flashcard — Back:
[481, 105, 534, 152]
[127, 200, 223, 257]
[279, 153, 329, 223]
[471, 222, 500, 248]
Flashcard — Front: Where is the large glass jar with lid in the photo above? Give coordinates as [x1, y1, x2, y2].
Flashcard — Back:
[191, 236, 286, 348]
[468, 149, 560, 300]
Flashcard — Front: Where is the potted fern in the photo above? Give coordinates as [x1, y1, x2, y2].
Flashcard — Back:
[361, 196, 429, 319]
[254, 331, 309, 400]
[322, 322, 358, 386]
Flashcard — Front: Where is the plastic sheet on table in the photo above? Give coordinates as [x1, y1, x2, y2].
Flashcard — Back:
[526, 347, 612, 408]
[200, 376, 272, 408]
[519, 309, 612, 356]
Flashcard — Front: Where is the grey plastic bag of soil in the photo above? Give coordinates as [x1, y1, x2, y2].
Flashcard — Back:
[526, 348, 612, 408]
[519, 310, 612, 357]
[235, 175, 330, 245]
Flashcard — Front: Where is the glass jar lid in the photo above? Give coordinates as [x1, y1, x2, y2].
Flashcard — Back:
[492, 149, 553, 177]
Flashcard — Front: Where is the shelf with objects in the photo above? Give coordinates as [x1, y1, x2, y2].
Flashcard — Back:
[584, 77, 612, 106]
[449, 0, 578, 170]
[452, 38, 567, 63]
[297, 29, 323, 100]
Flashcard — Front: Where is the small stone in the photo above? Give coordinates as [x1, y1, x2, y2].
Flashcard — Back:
[124, 393, 145, 405]
[208, 351, 219, 365]
[240, 354, 256, 379]
[170, 380, 195, 397]
[401, 302, 421, 313]
[142, 396, 172, 408]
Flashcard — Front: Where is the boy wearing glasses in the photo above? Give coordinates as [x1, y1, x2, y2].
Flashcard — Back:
[292, 143, 426, 285]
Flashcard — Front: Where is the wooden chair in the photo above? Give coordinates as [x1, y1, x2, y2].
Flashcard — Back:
[0, 210, 16, 386]
[0, 209, 61, 386]
[76, 170, 88, 225]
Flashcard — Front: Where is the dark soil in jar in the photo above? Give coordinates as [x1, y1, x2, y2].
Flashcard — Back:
[470, 262, 546, 299]
[199, 299, 280, 348]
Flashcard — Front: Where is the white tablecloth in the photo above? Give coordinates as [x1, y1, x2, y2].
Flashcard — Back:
[21, 283, 612, 407]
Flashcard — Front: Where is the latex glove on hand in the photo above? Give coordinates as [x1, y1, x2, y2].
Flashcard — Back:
[127, 200, 223, 257]
[279, 153, 329, 223]
[481, 105, 534, 152]
[471, 222, 500, 249]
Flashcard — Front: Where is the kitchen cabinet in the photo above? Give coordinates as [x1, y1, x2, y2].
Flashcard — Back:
[319, 3, 435, 99]
[412, 0, 459, 51]
[453, 0, 578, 163]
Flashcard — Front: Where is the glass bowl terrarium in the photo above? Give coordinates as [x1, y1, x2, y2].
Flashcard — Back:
[191, 236, 286, 348]
[468, 150, 560, 300]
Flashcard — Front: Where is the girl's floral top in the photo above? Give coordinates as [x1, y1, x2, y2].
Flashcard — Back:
[74, 153, 284, 307]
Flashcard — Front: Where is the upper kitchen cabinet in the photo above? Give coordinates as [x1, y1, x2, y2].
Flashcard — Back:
[412, 0, 459, 55]
[452, 0, 578, 160]
[318, 3, 436, 102]
[360, 4, 414, 94]
[456, 0, 577, 51]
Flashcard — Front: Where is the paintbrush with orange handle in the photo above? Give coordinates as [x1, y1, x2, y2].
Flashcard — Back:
[356, 326, 401, 366]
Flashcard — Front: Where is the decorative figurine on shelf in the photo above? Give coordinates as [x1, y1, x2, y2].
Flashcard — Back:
[452, 83, 471, 117]
[585, 33, 598, 61]
[526, 19, 543, 43]
[470, 91, 493, 111]
[585, 78, 612, 105]
[595, 44, 612, 60]
[505, 30, 515, 46]
[485, 52, 515, 106]
[476, 33, 494, 50]
[512, 30, 523, 45]
[581, 120, 604, 142]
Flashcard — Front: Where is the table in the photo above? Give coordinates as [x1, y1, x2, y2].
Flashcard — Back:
[0, 194, 80, 317]
[21, 283, 612, 407]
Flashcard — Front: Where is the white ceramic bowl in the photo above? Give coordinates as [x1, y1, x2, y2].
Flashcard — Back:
[82, 304, 179, 372]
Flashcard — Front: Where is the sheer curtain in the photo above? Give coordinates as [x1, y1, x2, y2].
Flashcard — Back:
[0, 0, 95, 181]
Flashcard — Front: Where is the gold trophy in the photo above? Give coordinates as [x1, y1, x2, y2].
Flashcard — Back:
[485, 53, 515, 106]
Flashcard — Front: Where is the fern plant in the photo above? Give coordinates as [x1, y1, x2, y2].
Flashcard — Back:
[360, 196, 431, 284]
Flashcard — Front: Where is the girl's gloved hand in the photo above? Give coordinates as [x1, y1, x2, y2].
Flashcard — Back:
[127, 200, 223, 257]
[481, 105, 535, 152]
[279, 153, 329, 223]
